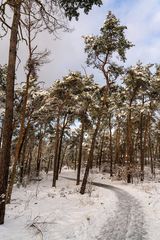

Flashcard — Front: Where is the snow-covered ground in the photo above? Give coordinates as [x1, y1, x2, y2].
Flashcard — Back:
[0, 168, 160, 240]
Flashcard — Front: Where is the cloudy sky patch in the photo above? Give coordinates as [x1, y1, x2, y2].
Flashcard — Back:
[0, 0, 160, 87]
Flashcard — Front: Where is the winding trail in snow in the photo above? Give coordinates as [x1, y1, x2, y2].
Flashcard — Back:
[94, 182, 146, 240]
[61, 176, 147, 240]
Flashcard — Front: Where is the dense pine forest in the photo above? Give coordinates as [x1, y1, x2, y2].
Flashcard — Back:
[0, 1, 160, 239]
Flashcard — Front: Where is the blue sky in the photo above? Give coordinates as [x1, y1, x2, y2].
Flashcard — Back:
[1, 0, 160, 87]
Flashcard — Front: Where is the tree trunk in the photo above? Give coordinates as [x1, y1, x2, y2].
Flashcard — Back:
[52, 114, 60, 187]
[0, 4, 21, 224]
[125, 101, 133, 183]
[6, 118, 31, 203]
[80, 115, 101, 194]
[140, 112, 144, 181]
[59, 145, 67, 174]
[76, 117, 85, 185]
[19, 141, 27, 184]
[36, 135, 43, 178]
[6, 11, 35, 202]
[109, 114, 113, 177]
[56, 114, 67, 180]
[115, 119, 120, 166]
[149, 129, 154, 175]
[0, 119, 3, 150]
[74, 145, 78, 171]
[98, 132, 105, 171]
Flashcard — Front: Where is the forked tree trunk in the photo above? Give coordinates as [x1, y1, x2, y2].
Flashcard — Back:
[0, 4, 21, 224]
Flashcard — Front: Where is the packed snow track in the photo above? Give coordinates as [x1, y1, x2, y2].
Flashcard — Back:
[62, 177, 147, 240]
[94, 183, 146, 240]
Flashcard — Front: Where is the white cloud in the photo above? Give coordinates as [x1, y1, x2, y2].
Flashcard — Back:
[0, 0, 160, 87]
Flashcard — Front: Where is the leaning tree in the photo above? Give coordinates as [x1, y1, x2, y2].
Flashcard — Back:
[80, 11, 133, 194]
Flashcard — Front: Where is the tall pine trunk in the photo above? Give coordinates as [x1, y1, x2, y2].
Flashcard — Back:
[125, 100, 133, 183]
[109, 114, 113, 177]
[80, 116, 101, 194]
[36, 134, 43, 178]
[56, 114, 67, 180]
[115, 118, 120, 166]
[6, 71, 31, 204]
[140, 112, 144, 181]
[76, 117, 85, 185]
[0, 3, 21, 224]
[52, 114, 60, 187]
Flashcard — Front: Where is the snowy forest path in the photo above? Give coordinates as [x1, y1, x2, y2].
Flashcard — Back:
[61, 176, 147, 240]
[94, 182, 146, 240]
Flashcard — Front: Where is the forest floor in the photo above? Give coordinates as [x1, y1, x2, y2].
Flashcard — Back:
[0, 168, 160, 240]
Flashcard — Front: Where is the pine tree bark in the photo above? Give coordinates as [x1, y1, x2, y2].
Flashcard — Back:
[6, 75, 31, 203]
[76, 117, 85, 185]
[36, 134, 43, 178]
[0, 3, 21, 224]
[80, 115, 101, 194]
[125, 100, 133, 183]
[56, 114, 67, 180]
[115, 119, 120, 166]
[19, 141, 27, 184]
[140, 112, 144, 181]
[52, 114, 60, 187]
[109, 114, 113, 177]
[98, 131, 105, 171]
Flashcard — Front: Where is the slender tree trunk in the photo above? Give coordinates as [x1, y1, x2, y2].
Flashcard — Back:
[140, 112, 144, 181]
[56, 114, 67, 180]
[125, 101, 133, 183]
[24, 136, 34, 180]
[46, 157, 52, 174]
[74, 145, 78, 171]
[59, 145, 67, 174]
[126, 107, 133, 163]
[36, 135, 43, 178]
[52, 114, 60, 187]
[149, 128, 154, 175]
[0, 3, 21, 224]
[6, 10, 35, 203]
[115, 123, 120, 166]
[6, 118, 31, 203]
[45, 146, 53, 174]
[76, 117, 85, 185]
[19, 141, 27, 184]
[27, 151, 32, 180]
[98, 132, 105, 171]
[80, 115, 101, 194]
[0, 119, 3, 150]
[109, 114, 113, 177]
[144, 112, 152, 166]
